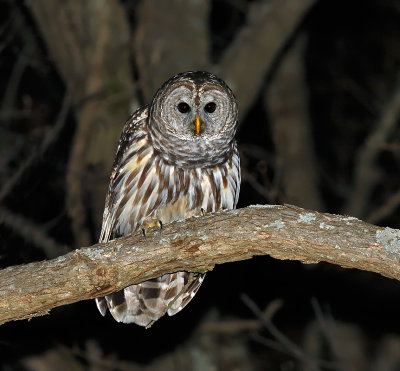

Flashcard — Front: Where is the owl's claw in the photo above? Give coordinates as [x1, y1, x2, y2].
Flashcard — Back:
[141, 219, 163, 236]
[201, 208, 205, 216]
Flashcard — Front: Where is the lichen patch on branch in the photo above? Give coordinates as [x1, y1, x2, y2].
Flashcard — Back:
[376, 227, 400, 254]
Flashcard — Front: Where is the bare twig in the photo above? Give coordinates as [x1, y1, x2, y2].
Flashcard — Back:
[310, 298, 345, 367]
[241, 294, 310, 361]
[241, 168, 271, 201]
[0, 206, 67, 258]
[218, 0, 317, 120]
[240, 145, 280, 202]
[1, 3, 37, 126]
[344, 80, 400, 217]
[306, 299, 366, 371]
[367, 188, 400, 224]
[199, 319, 263, 335]
[0, 92, 71, 203]
[198, 298, 282, 335]
[30, 0, 136, 244]
[242, 294, 340, 369]
[1, 204, 400, 326]
[266, 35, 324, 210]
[1, 42, 32, 126]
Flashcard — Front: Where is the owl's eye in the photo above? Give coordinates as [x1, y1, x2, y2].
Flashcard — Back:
[204, 102, 217, 113]
[177, 102, 191, 113]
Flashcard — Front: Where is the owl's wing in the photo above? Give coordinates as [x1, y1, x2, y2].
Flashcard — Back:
[98, 106, 149, 244]
[96, 106, 150, 316]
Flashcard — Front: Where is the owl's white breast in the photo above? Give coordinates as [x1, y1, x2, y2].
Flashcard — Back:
[113, 145, 239, 237]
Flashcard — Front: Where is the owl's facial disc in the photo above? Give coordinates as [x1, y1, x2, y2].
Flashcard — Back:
[158, 83, 233, 141]
[149, 71, 238, 166]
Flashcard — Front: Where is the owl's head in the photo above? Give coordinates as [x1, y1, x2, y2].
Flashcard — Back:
[148, 71, 238, 167]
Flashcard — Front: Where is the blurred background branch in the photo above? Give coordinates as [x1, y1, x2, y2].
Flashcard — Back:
[30, 0, 137, 246]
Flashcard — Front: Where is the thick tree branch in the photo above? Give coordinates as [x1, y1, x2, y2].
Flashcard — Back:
[1, 204, 400, 326]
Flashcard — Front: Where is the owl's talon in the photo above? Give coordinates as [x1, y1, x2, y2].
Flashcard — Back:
[141, 219, 163, 237]
[146, 320, 156, 329]
[201, 208, 205, 216]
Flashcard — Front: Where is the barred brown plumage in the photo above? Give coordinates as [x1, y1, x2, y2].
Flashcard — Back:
[95, 71, 241, 326]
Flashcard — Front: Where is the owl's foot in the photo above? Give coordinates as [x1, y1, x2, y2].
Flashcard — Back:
[141, 219, 163, 236]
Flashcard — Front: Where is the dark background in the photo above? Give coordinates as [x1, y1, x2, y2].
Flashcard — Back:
[1, 0, 400, 369]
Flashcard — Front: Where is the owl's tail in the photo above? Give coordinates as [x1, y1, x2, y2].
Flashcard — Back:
[95, 272, 205, 326]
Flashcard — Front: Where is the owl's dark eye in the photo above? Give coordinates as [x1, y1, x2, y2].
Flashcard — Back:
[177, 102, 191, 113]
[204, 102, 217, 113]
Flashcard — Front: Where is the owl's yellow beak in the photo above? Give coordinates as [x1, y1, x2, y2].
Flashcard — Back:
[195, 116, 201, 134]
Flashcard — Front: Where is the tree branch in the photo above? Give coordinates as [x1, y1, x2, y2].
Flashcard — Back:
[1, 204, 399, 326]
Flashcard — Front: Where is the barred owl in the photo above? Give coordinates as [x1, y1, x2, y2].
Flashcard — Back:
[96, 71, 241, 326]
